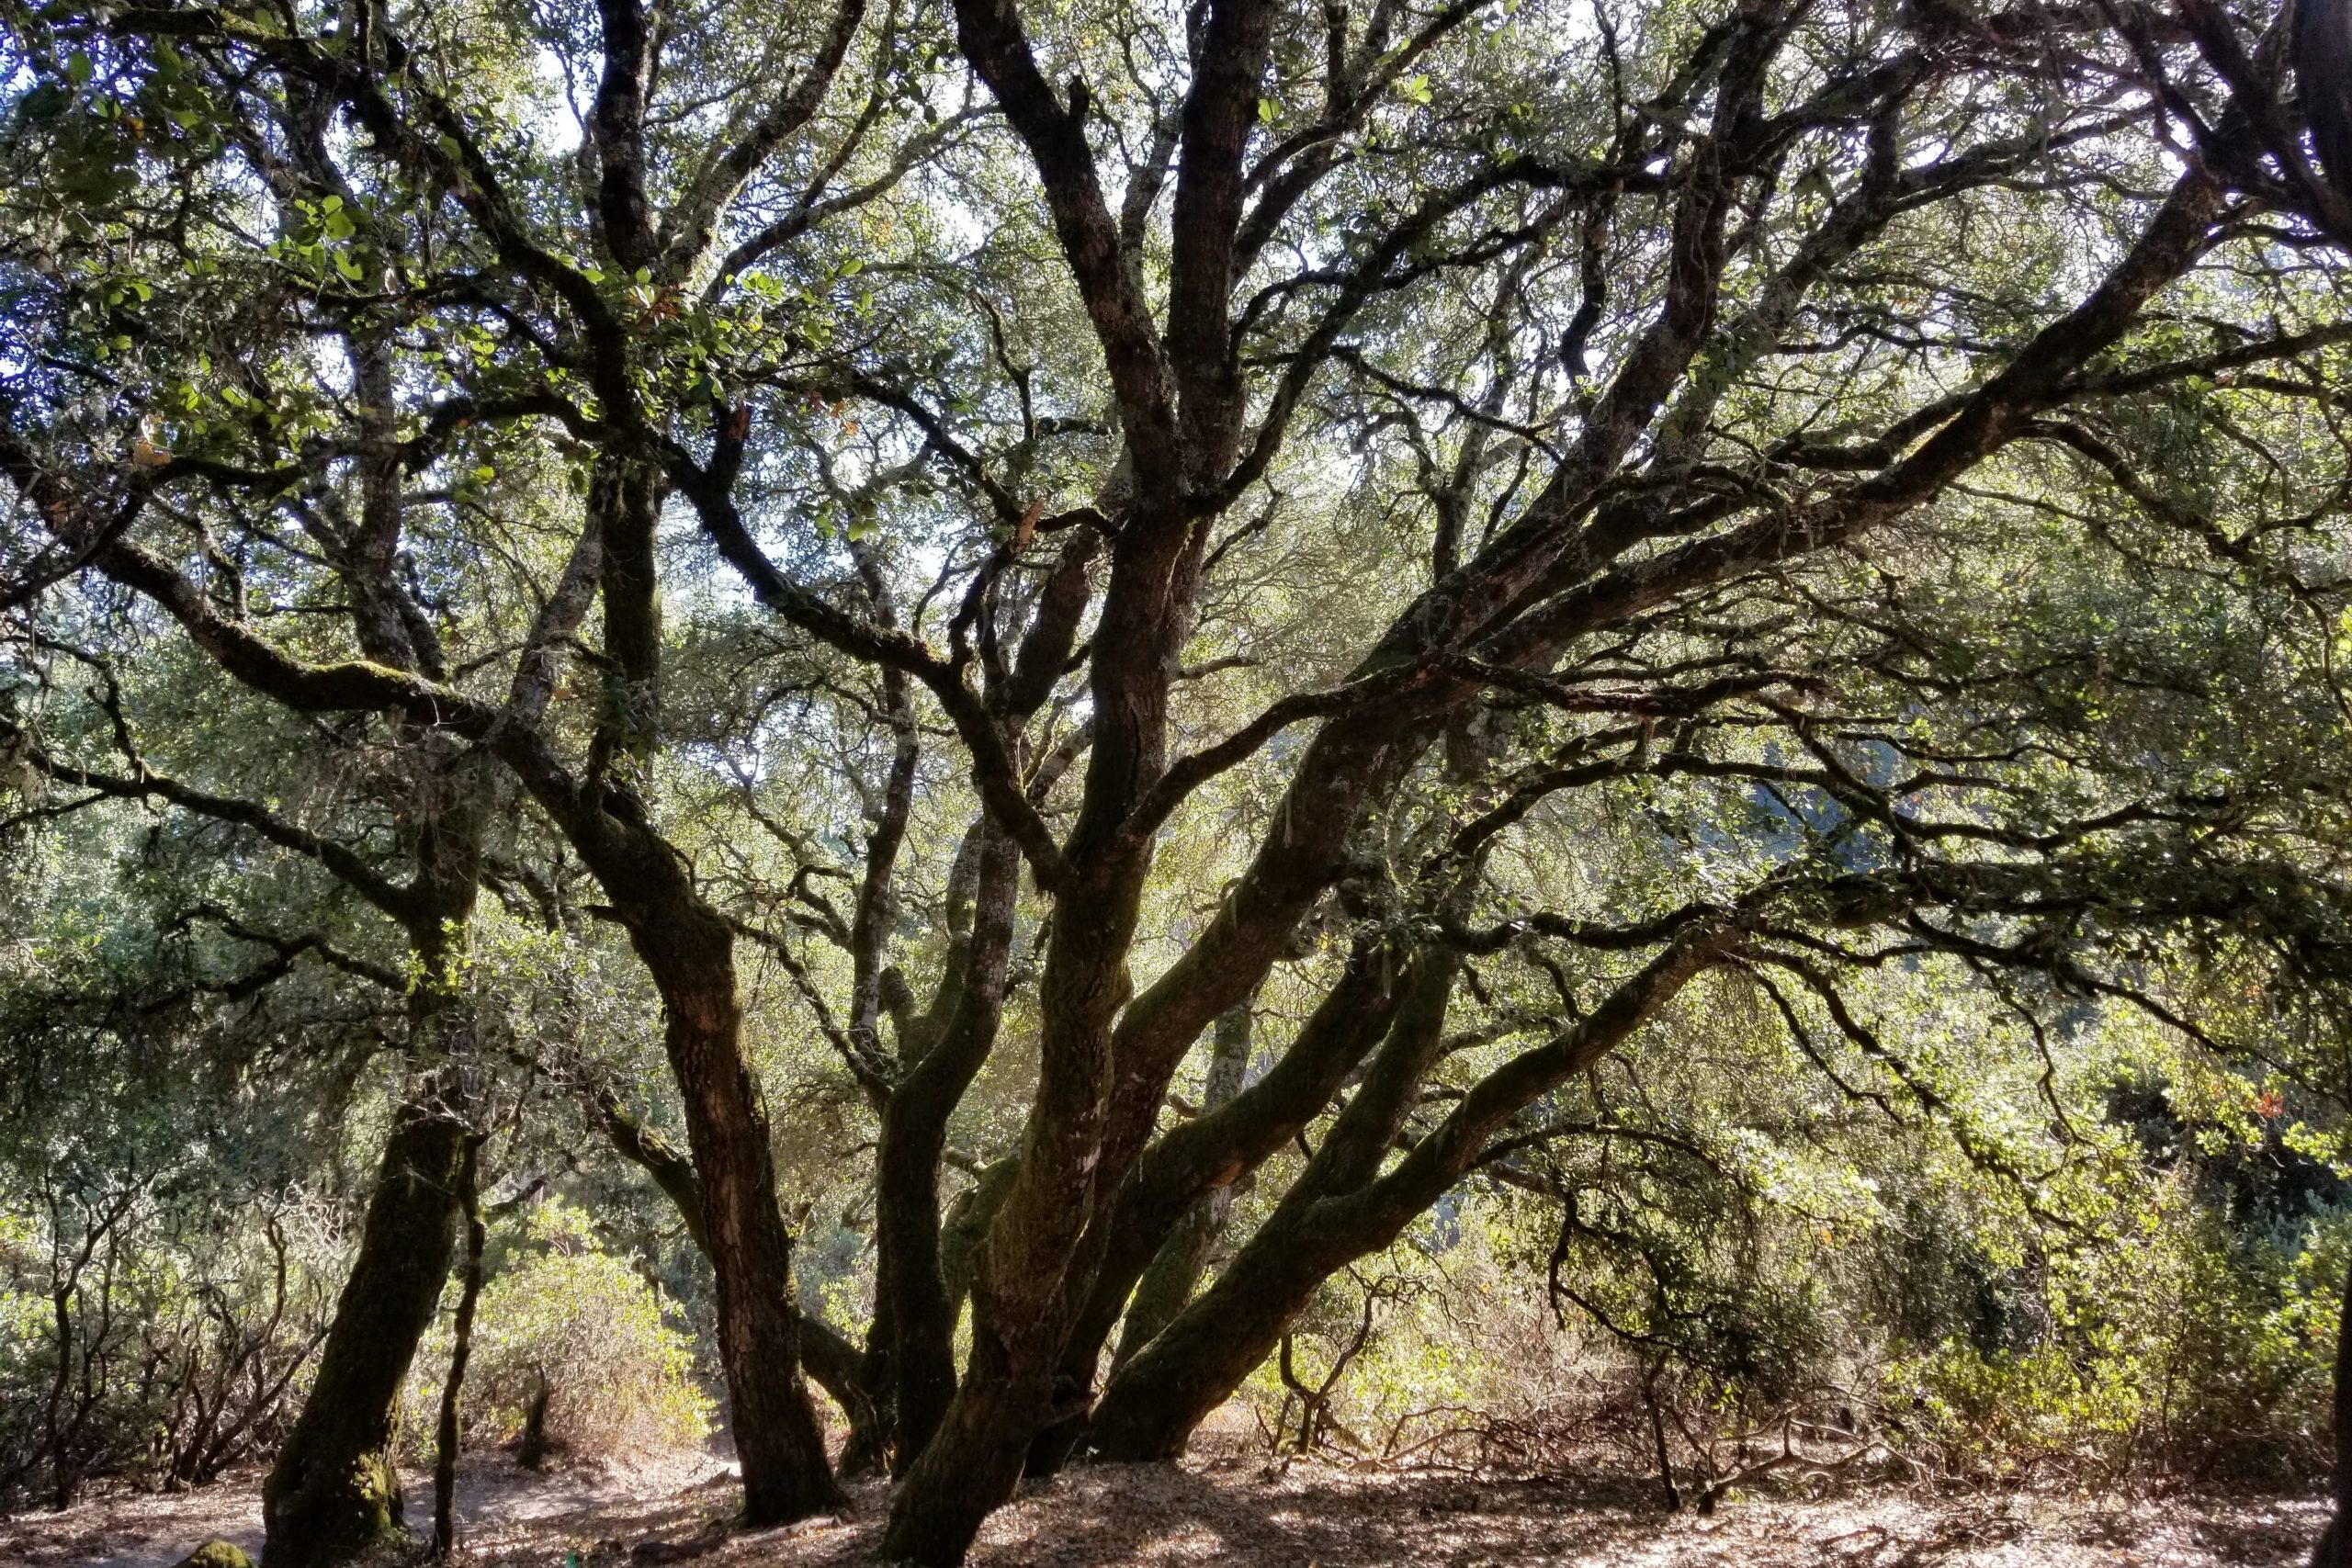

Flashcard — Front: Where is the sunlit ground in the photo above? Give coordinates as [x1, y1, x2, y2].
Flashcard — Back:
[0, 1422, 2324, 1568]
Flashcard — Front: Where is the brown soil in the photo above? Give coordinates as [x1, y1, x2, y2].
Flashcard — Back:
[0, 1446, 2324, 1568]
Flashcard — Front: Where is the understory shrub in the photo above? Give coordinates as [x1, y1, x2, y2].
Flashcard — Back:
[405, 1199, 711, 1461]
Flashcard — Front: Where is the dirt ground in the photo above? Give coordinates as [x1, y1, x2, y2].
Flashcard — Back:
[0, 1443, 2327, 1568]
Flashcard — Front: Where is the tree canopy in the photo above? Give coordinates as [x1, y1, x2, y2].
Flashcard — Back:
[3, 0, 2352, 1560]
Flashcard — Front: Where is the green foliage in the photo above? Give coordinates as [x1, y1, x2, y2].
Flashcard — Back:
[2, 0, 2350, 1533]
[405, 1201, 711, 1461]
[1890, 1183, 2346, 1483]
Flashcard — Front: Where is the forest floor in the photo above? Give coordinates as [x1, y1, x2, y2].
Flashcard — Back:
[0, 1438, 2326, 1568]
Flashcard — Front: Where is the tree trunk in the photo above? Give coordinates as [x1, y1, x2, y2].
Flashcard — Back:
[876, 1321, 1057, 1565]
[516, 1371, 550, 1472]
[1018, 939, 1407, 1477]
[1110, 1003, 1254, 1371]
[262, 1081, 468, 1567]
[591, 1077, 881, 1476]
[875, 824, 1019, 1471]
[2314, 1255, 2352, 1566]
[551, 449, 839, 1521]
[1021, 1000, 1261, 1477]
[657, 942, 842, 1523]
[798, 1315, 885, 1475]
[1088, 940, 1714, 1461]
[881, 841, 1154, 1563]
[880, 471, 1209, 1562]
[433, 1140, 485, 1558]
[1082, 951, 1461, 1463]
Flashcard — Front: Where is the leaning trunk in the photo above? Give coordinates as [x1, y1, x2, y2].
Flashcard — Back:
[656, 940, 842, 1523]
[874, 824, 1020, 1471]
[262, 1077, 468, 1566]
[1082, 952, 1461, 1463]
[1088, 940, 1715, 1460]
[1023, 1000, 1260, 1476]
[592, 1076, 880, 1477]
[1110, 1001, 1254, 1370]
[1023, 943, 1406, 1475]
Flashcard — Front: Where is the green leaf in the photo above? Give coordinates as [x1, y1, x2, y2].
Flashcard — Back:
[65, 51, 93, 85]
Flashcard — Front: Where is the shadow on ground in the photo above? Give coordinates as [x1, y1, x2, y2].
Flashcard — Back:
[0, 1447, 2328, 1567]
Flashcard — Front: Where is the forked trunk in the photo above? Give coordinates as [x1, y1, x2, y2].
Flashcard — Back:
[876, 1323, 1057, 1566]
[1089, 941, 1716, 1460]
[1024, 1002, 1257, 1476]
[881, 848, 1153, 1562]
[1083, 1198, 1353, 1461]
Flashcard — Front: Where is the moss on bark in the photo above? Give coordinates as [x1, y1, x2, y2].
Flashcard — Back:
[174, 1540, 255, 1568]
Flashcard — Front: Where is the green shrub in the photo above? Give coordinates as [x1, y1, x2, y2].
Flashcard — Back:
[1882, 1179, 2342, 1483]
[408, 1200, 710, 1461]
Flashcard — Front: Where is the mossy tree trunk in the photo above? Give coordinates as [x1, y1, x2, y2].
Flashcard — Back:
[655, 914, 842, 1522]
[264, 756, 492, 1567]
[1086, 941, 1718, 1461]
[1108, 1002, 1254, 1372]
[1022, 943, 1407, 1477]
[1021, 1000, 1261, 1477]
[260, 1070, 468, 1566]
[588, 1080, 883, 1471]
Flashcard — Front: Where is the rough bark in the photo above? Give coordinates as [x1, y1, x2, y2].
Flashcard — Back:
[563, 444, 841, 1521]
[591, 1066, 882, 1470]
[2297, 0, 2352, 207]
[1022, 926, 1415, 1476]
[591, 456, 665, 761]
[1085, 939, 1719, 1461]
[1111, 1002, 1255, 1370]
[1019, 994, 1283, 1477]
[875, 823, 1021, 1470]
[884, 548, 1193, 1560]
[265, 761, 489, 1567]
[261, 1077, 468, 1566]
[880, 884, 1136, 1562]
[642, 905, 841, 1522]
[432, 1139, 485, 1558]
